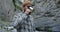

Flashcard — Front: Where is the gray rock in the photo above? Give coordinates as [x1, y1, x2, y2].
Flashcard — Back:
[33, 0, 60, 31]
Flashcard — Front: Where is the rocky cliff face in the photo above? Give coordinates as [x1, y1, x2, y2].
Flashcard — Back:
[0, 0, 60, 32]
[0, 0, 21, 21]
[0, 0, 14, 21]
[33, 0, 60, 31]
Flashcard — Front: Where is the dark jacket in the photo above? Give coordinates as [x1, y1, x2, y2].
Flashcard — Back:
[12, 12, 35, 32]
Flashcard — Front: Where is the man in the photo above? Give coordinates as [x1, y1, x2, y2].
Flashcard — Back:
[11, 0, 35, 32]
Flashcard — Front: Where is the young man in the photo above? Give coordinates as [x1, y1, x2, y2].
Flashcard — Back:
[12, 0, 35, 32]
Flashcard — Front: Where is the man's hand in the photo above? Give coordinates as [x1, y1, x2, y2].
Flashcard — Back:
[4, 26, 14, 30]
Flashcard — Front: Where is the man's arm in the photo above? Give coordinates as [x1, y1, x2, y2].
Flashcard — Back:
[30, 15, 36, 31]
[6, 13, 23, 30]
[12, 13, 22, 28]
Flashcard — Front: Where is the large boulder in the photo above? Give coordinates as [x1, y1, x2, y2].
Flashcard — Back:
[32, 0, 60, 31]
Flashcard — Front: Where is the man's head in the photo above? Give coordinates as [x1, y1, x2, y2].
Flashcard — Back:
[22, 0, 33, 15]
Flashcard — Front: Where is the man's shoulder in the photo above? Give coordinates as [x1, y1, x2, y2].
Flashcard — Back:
[13, 12, 23, 18]
[15, 12, 23, 16]
[17, 12, 23, 15]
[29, 15, 33, 18]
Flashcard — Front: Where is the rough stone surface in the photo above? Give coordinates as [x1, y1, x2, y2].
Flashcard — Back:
[32, 0, 60, 31]
[0, 0, 14, 21]
[0, 0, 20, 21]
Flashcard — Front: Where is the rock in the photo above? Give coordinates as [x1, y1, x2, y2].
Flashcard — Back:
[33, 0, 60, 31]
[0, 30, 4, 32]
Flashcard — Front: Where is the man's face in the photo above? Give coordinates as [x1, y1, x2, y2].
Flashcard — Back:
[24, 4, 32, 15]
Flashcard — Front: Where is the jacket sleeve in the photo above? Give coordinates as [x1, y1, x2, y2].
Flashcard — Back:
[12, 13, 22, 28]
[30, 16, 36, 31]
[32, 18, 36, 31]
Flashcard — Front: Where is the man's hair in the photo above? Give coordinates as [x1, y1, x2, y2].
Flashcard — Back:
[22, 0, 32, 12]
[22, 2, 32, 7]
[22, 0, 32, 7]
